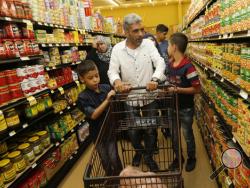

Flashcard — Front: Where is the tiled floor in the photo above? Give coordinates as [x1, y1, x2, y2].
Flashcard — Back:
[59, 122, 218, 188]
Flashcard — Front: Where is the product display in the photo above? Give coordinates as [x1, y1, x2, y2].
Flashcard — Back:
[77, 121, 89, 143]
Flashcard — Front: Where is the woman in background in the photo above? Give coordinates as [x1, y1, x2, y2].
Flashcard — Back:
[86, 35, 112, 85]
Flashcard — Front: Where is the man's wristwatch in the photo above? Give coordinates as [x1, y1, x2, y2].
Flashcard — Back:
[151, 77, 160, 83]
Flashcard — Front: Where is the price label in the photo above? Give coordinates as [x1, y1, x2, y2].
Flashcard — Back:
[9, 131, 16, 137]
[61, 138, 64, 142]
[27, 96, 37, 106]
[225, 176, 233, 186]
[220, 78, 224, 82]
[73, 103, 76, 106]
[56, 142, 59, 146]
[75, 80, 80, 87]
[45, 67, 50, 71]
[204, 67, 208, 71]
[0, 110, 2, 115]
[4, 17, 12, 21]
[229, 33, 234, 38]
[49, 44, 53, 47]
[38, 22, 42, 25]
[23, 123, 28, 128]
[240, 89, 248, 100]
[44, 23, 48, 26]
[223, 34, 228, 39]
[79, 122, 82, 125]
[65, 44, 69, 46]
[20, 56, 30, 61]
[71, 129, 74, 133]
[214, 73, 216, 77]
[247, 30, 250, 36]
[232, 137, 237, 143]
[58, 87, 64, 95]
[42, 44, 46, 47]
[32, 163, 37, 169]
[67, 106, 71, 110]
[70, 156, 73, 160]
[56, 44, 59, 46]
[51, 90, 55, 94]
[76, 61, 81, 65]
[49, 24, 53, 27]
[52, 66, 56, 70]
[59, 111, 63, 115]
[74, 151, 78, 155]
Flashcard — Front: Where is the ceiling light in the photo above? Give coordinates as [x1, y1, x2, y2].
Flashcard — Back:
[108, 0, 119, 6]
[149, 0, 152, 3]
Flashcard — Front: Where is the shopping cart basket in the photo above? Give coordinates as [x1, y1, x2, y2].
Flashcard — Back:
[84, 85, 183, 188]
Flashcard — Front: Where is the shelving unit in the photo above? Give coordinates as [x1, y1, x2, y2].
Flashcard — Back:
[184, 0, 250, 187]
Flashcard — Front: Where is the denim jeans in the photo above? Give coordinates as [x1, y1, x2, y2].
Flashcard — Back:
[173, 107, 196, 159]
[96, 140, 123, 176]
[125, 101, 158, 161]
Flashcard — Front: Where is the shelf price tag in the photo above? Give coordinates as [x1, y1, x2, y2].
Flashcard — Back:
[20, 57, 30, 61]
[67, 106, 71, 110]
[50, 90, 55, 94]
[240, 89, 248, 100]
[49, 44, 53, 47]
[75, 80, 80, 87]
[232, 137, 237, 143]
[225, 176, 233, 186]
[4, 17, 12, 21]
[22, 123, 28, 128]
[44, 23, 48, 26]
[73, 103, 76, 106]
[74, 150, 78, 155]
[71, 129, 74, 133]
[247, 30, 250, 36]
[56, 142, 59, 146]
[229, 33, 234, 38]
[61, 138, 64, 142]
[32, 163, 37, 169]
[45, 67, 50, 71]
[42, 44, 46, 47]
[56, 44, 59, 46]
[58, 87, 64, 95]
[69, 156, 73, 160]
[9, 131, 16, 137]
[38, 22, 42, 25]
[52, 66, 56, 70]
[220, 78, 224, 82]
[0, 110, 2, 115]
[27, 96, 37, 106]
[223, 34, 228, 39]
[59, 111, 63, 115]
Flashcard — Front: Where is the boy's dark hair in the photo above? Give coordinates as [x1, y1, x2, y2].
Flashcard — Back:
[77, 60, 97, 77]
[169, 33, 188, 54]
[156, 24, 169, 33]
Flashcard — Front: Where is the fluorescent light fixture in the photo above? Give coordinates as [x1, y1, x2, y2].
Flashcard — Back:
[149, 0, 152, 3]
[108, 0, 119, 6]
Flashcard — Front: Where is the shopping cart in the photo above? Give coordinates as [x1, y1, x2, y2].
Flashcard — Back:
[84, 85, 183, 188]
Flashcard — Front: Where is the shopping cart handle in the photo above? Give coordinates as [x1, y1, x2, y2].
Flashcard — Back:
[130, 84, 175, 90]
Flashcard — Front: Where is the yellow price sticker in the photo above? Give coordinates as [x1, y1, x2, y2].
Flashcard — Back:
[58, 87, 64, 95]
[27, 96, 37, 106]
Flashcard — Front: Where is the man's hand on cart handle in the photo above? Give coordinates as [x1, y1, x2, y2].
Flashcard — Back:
[166, 86, 178, 93]
[146, 81, 158, 91]
[114, 80, 131, 93]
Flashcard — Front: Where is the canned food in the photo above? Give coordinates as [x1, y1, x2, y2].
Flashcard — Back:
[0, 159, 16, 183]
[4, 70, 19, 84]
[9, 83, 23, 99]
[0, 86, 10, 104]
[0, 72, 6, 87]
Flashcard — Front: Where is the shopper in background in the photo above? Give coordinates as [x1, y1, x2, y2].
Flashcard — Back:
[167, 33, 201, 172]
[77, 60, 122, 176]
[155, 24, 169, 63]
[86, 35, 112, 85]
[108, 13, 166, 171]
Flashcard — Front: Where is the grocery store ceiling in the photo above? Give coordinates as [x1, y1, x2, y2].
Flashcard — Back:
[93, 0, 190, 9]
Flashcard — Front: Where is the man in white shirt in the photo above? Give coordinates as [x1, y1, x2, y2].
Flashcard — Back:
[108, 13, 166, 171]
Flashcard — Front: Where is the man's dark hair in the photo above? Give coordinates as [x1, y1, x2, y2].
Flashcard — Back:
[77, 60, 97, 77]
[169, 33, 188, 54]
[156, 24, 169, 33]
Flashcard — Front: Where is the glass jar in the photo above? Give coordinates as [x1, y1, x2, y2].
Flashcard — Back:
[36, 131, 50, 148]
[25, 104, 38, 118]
[8, 151, 26, 173]
[37, 98, 46, 113]
[0, 159, 16, 183]
[8, 143, 18, 152]
[0, 143, 7, 156]
[28, 136, 42, 156]
[43, 95, 53, 109]
[5, 108, 20, 129]
[0, 173, 4, 188]
[18, 143, 35, 165]
[0, 112, 7, 135]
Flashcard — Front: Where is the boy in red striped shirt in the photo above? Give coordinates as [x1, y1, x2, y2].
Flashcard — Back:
[167, 33, 201, 172]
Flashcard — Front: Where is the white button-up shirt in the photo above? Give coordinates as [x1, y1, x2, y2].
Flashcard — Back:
[108, 39, 166, 107]
[108, 39, 166, 87]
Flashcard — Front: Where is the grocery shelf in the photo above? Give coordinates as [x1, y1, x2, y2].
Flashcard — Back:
[183, 0, 215, 30]
[191, 57, 250, 101]
[50, 80, 79, 95]
[55, 102, 77, 116]
[39, 43, 92, 48]
[0, 16, 32, 24]
[0, 55, 44, 65]
[85, 29, 111, 35]
[6, 145, 54, 188]
[189, 30, 250, 42]
[200, 91, 250, 161]
[0, 89, 50, 112]
[0, 109, 54, 144]
[45, 61, 81, 71]
[34, 21, 80, 30]
[45, 136, 91, 187]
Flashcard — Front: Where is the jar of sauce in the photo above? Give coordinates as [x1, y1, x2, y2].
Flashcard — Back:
[8, 151, 26, 173]
[28, 136, 42, 156]
[37, 131, 50, 148]
[0, 159, 16, 183]
[0, 112, 7, 135]
[5, 108, 20, 129]
[18, 143, 35, 165]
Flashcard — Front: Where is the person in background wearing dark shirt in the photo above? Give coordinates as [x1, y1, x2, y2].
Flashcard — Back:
[166, 33, 201, 172]
[155, 24, 169, 63]
[77, 60, 122, 176]
[86, 35, 112, 85]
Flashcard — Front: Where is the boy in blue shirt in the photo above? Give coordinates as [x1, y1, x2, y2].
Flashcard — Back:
[167, 33, 201, 172]
[77, 60, 122, 176]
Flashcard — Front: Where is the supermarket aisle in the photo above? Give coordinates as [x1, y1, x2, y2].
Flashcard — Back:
[59, 122, 218, 188]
